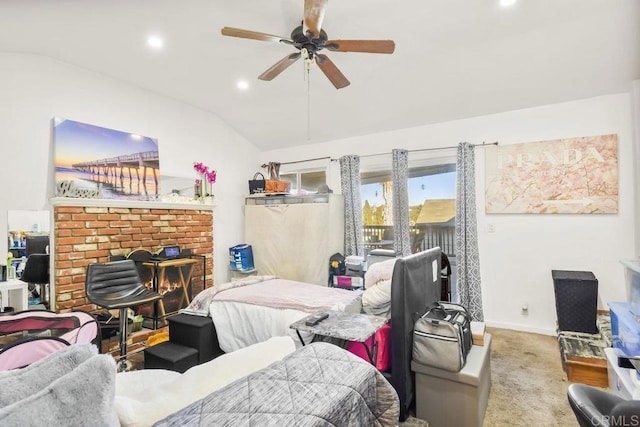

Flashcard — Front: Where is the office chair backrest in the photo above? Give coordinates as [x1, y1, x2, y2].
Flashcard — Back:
[20, 254, 49, 285]
[25, 235, 50, 257]
[567, 382, 638, 427]
[85, 260, 147, 303]
[126, 249, 153, 284]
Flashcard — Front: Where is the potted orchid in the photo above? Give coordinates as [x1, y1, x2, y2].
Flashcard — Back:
[193, 162, 217, 204]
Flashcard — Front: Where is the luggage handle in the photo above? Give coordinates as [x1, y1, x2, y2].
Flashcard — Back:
[423, 301, 472, 323]
[421, 303, 448, 321]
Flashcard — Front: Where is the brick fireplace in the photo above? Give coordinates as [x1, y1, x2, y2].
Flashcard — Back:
[52, 200, 213, 314]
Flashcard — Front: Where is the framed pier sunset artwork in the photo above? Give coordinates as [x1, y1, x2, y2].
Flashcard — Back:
[53, 118, 160, 201]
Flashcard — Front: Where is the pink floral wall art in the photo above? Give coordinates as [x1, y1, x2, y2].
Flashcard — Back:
[485, 134, 618, 214]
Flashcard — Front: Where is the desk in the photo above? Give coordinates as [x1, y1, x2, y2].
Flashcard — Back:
[0, 279, 29, 312]
[142, 258, 199, 329]
[290, 310, 388, 365]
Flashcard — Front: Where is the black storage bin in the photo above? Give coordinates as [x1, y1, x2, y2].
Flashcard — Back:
[168, 313, 223, 363]
[144, 341, 198, 373]
[551, 270, 598, 334]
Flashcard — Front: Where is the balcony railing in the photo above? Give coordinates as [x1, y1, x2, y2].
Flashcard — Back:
[363, 224, 456, 256]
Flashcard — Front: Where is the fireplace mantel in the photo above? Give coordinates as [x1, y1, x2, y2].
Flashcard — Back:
[49, 197, 214, 210]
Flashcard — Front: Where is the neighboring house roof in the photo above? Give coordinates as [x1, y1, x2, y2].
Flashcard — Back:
[415, 199, 456, 224]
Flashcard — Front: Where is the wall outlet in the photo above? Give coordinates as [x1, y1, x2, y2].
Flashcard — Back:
[487, 223, 496, 233]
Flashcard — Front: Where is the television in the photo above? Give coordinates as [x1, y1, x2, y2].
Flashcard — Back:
[25, 235, 50, 257]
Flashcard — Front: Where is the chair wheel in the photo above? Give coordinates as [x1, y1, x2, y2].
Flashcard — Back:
[116, 359, 131, 373]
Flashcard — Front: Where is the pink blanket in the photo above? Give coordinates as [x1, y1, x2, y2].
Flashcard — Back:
[213, 277, 361, 313]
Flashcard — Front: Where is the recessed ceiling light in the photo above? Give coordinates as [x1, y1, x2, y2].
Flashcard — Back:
[147, 35, 164, 50]
[236, 80, 249, 90]
[500, 0, 517, 7]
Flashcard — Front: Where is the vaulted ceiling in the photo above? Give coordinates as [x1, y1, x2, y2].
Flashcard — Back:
[1, 0, 638, 150]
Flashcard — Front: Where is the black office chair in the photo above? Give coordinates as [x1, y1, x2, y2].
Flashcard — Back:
[20, 254, 50, 308]
[567, 383, 640, 427]
[85, 259, 162, 371]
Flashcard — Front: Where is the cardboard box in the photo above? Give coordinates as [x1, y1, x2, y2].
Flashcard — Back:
[471, 321, 486, 346]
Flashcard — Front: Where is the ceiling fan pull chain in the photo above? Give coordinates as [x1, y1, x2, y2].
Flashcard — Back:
[307, 63, 311, 141]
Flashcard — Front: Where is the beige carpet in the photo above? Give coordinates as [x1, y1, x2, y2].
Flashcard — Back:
[483, 327, 576, 426]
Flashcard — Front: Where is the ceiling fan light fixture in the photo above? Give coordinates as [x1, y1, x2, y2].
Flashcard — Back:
[499, 0, 517, 7]
[220, 0, 394, 89]
[236, 80, 249, 90]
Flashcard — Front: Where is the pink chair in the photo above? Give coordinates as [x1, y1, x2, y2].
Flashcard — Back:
[0, 310, 100, 370]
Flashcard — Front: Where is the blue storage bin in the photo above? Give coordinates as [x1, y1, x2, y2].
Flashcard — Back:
[609, 302, 640, 357]
[229, 244, 255, 271]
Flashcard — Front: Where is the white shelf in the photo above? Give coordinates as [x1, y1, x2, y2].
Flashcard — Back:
[231, 268, 257, 274]
[49, 197, 214, 210]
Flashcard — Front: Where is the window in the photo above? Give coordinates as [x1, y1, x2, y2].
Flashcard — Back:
[281, 170, 326, 195]
[361, 163, 456, 256]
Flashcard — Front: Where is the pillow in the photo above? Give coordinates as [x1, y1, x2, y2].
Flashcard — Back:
[362, 278, 392, 318]
[0, 343, 98, 408]
[364, 258, 397, 289]
[0, 349, 118, 426]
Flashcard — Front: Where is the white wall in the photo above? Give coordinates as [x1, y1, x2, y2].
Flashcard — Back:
[632, 80, 640, 257]
[0, 53, 260, 285]
[264, 93, 635, 335]
[2, 52, 633, 334]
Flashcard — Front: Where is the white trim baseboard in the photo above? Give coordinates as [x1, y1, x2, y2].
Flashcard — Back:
[485, 320, 557, 336]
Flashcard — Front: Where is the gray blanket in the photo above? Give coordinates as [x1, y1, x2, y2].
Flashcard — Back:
[155, 342, 399, 426]
[0, 343, 118, 427]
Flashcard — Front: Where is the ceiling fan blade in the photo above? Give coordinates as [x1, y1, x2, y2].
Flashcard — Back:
[303, 0, 328, 38]
[258, 53, 302, 81]
[325, 40, 396, 54]
[221, 27, 292, 44]
[315, 54, 350, 89]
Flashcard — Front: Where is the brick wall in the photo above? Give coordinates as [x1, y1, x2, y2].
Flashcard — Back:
[53, 206, 213, 313]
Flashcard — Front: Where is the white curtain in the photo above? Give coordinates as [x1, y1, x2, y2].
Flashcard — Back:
[455, 143, 484, 321]
[392, 149, 411, 256]
[340, 155, 364, 256]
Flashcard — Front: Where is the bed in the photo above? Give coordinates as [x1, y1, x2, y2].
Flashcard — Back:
[180, 275, 363, 352]
[180, 247, 442, 421]
[153, 340, 399, 426]
[114, 337, 398, 426]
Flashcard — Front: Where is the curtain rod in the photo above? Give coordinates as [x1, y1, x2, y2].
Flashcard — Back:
[359, 141, 499, 159]
[261, 141, 498, 167]
[261, 156, 333, 168]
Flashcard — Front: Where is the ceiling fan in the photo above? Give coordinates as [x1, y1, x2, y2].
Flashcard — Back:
[221, 0, 395, 89]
